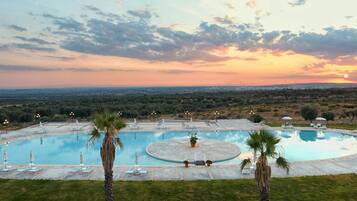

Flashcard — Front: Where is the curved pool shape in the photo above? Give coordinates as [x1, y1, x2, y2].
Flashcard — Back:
[1, 130, 356, 165]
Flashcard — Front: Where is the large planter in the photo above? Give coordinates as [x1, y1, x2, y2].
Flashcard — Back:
[184, 160, 189, 168]
[190, 133, 198, 148]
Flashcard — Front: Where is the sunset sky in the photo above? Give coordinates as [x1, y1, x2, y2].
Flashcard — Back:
[1, 0, 357, 88]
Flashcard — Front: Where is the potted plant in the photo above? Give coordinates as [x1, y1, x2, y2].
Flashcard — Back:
[183, 160, 189, 168]
[190, 133, 198, 147]
[206, 160, 213, 167]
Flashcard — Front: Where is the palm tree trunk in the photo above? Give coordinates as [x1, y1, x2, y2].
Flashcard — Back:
[104, 170, 114, 201]
[101, 135, 116, 201]
[260, 186, 269, 201]
[253, 151, 257, 163]
[255, 156, 271, 201]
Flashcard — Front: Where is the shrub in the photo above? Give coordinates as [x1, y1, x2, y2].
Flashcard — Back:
[344, 109, 357, 122]
[249, 114, 264, 123]
[322, 112, 335, 121]
[190, 133, 198, 147]
[300, 105, 318, 121]
[257, 108, 271, 112]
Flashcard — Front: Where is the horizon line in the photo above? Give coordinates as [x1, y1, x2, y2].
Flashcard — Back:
[1, 82, 357, 90]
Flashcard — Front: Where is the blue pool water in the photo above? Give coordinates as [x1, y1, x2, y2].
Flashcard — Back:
[1, 130, 356, 165]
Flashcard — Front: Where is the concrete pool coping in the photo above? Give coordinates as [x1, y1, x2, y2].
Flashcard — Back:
[0, 120, 356, 180]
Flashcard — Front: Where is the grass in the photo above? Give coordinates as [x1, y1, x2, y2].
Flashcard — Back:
[0, 174, 357, 201]
[267, 122, 311, 128]
[327, 124, 357, 130]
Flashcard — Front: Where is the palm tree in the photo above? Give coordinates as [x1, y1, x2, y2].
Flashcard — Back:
[240, 130, 289, 201]
[90, 112, 126, 201]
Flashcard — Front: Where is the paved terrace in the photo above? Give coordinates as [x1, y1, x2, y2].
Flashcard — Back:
[0, 119, 356, 180]
[0, 119, 263, 144]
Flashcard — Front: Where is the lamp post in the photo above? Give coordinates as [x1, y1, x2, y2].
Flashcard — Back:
[69, 112, 75, 121]
[150, 110, 157, 121]
[34, 113, 41, 125]
[184, 111, 192, 122]
[69, 112, 75, 132]
[3, 119, 9, 134]
[213, 110, 220, 122]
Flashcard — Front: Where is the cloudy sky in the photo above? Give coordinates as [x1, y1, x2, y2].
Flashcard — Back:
[1, 0, 357, 88]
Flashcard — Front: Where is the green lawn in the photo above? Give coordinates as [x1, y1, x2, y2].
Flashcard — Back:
[267, 122, 311, 127]
[1, 174, 356, 201]
[327, 124, 357, 130]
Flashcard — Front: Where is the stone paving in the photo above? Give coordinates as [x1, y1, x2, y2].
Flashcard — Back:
[0, 119, 356, 181]
[146, 138, 240, 163]
[124, 119, 263, 132]
[0, 122, 92, 144]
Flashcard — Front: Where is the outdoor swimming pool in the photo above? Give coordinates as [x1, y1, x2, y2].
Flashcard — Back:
[1, 130, 356, 166]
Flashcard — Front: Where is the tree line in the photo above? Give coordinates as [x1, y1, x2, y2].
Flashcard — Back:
[1, 88, 357, 125]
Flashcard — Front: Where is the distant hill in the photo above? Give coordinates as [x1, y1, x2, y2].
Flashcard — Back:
[0, 83, 357, 97]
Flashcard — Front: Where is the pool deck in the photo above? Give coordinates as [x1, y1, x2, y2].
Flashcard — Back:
[0, 119, 356, 181]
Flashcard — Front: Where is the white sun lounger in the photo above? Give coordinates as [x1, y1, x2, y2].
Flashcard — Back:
[0, 166, 14, 172]
[0, 160, 14, 172]
[129, 124, 140, 130]
[17, 166, 42, 173]
[16, 163, 42, 173]
[126, 169, 147, 175]
[241, 166, 251, 175]
[78, 168, 92, 174]
[27, 166, 42, 173]
[126, 166, 148, 176]
[67, 166, 92, 175]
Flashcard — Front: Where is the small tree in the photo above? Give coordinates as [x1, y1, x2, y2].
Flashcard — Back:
[322, 112, 335, 121]
[90, 112, 126, 201]
[300, 105, 318, 122]
[249, 114, 264, 123]
[190, 133, 198, 147]
[344, 109, 357, 123]
[241, 130, 289, 201]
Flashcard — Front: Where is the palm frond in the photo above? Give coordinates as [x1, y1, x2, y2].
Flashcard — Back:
[260, 130, 280, 145]
[240, 158, 252, 171]
[260, 130, 280, 156]
[247, 131, 261, 152]
[89, 112, 126, 147]
[114, 119, 126, 130]
[114, 137, 124, 150]
[89, 126, 101, 144]
[276, 156, 290, 174]
[92, 113, 106, 130]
